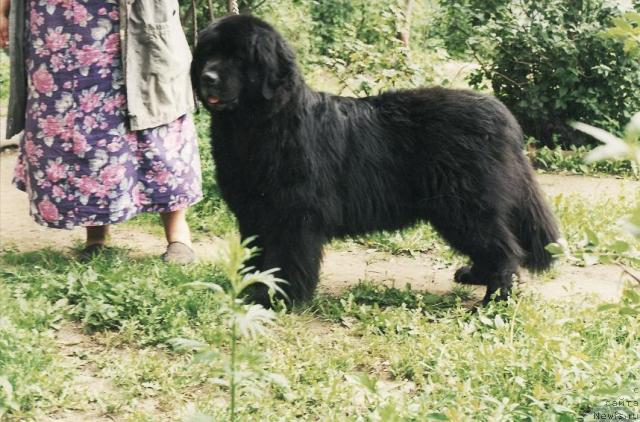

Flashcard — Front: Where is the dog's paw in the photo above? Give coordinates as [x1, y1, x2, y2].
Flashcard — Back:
[454, 266, 488, 285]
[243, 285, 274, 309]
[454, 266, 472, 284]
[481, 286, 510, 305]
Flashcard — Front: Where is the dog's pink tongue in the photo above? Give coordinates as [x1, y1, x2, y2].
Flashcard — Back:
[207, 96, 220, 105]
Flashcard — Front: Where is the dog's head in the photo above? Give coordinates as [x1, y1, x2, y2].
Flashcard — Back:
[191, 15, 299, 112]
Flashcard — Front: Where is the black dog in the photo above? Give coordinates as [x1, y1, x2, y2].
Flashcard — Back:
[192, 15, 559, 306]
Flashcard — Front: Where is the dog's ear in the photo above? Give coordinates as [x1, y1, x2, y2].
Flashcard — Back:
[251, 28, 296, 100]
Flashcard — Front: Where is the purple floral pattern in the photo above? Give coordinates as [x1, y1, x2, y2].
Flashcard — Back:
[13, 0, 203, 229]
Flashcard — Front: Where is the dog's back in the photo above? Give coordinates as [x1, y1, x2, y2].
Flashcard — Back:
[317, 87, 559, 293]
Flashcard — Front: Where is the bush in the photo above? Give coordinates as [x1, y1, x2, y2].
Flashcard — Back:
[314, 0, 437, 95]
[439, 0, 640, 148]
[432, 0, 509, 58]
[179, 0, 275, 43]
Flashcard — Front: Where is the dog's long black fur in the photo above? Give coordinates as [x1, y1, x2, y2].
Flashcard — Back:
[192, 15, 560, 306]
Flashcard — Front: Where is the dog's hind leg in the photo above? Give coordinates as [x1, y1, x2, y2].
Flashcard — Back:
[428, 207, 523, 304]
[455, 239, 521, 304]
[465, 253, 520, 304]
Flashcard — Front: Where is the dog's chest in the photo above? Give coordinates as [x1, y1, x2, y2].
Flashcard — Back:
[215, 129, 301, 191]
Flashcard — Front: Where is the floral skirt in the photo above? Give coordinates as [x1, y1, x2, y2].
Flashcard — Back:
[13, 0, 203, 229]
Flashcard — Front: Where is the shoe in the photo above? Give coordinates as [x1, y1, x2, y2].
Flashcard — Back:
[77, 243, 107, 262]
[161, 241, 196, 265]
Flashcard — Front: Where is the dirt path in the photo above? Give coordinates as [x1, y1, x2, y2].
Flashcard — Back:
[42, 323, 125, 422]
[1, 149, 638, 304]
[537, 172, 638, 198]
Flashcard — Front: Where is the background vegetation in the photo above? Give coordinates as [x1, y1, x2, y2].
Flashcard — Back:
[442, 0, 640, 148]
[177, 0, 640, 240]
[1, 1, 640, 420]
[181, 0, 640, 150]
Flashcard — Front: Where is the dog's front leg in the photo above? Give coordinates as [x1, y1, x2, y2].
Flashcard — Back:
[238, 218, 266, 273]
[246, 224, 325, 308]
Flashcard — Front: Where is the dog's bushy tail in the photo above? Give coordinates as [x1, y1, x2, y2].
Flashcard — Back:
[516, 169, 560, 272]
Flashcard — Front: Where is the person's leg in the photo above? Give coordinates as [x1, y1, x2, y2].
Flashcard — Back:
[78, 225, 110, 260]
[160, 209, 193, 247]
[160, 209, 196, 264]
[86, 225, 110, 247]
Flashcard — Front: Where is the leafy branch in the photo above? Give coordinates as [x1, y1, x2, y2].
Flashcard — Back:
[170, 236, 288, 421]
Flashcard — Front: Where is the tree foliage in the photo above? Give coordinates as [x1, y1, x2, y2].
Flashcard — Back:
[438, 0, 640, 148]
[180, 0, 438, 96]
[179, 1, 640, 148]
[307, 0, 428, 95]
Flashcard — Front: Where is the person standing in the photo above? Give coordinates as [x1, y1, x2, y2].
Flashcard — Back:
[1, 0, 203, 263]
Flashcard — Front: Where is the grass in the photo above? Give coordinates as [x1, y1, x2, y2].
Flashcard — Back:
[0, 278, 72, 418]
[2, 94, 639, 420]
[0, 52, 9, 105]
[0, 248, 230, 346]
[1, 238, 639, 420]
[552, 192, 640, 267]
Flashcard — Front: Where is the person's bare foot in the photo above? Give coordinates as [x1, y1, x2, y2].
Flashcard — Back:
[160, 209, 193, 247]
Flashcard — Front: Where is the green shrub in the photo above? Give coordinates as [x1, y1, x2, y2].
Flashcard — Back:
[432, 0, 509, 58]
[529, 144, 637, 177]
[179, 0, 276, 46]
[439, 0, 640, 148]
[0, 52, 9, 104]
[305, 0, 429, 95]
[601, 11, 640, 57]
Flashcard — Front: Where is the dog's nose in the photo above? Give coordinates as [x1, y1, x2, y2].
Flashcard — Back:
[202, 71, 220, 86]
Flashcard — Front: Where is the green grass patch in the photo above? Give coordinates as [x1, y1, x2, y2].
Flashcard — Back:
[0, 52, 9, 105]
[0, 276, 71, 418]
[1, 248, 639, 420]
[349, 223, 466, 270]
[1, 249, 229, 346]
[552, 193, 640, 268]
[311, 281, 475, 322]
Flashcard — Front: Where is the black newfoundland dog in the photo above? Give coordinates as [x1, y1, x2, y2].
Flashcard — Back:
[192, 15, 559, 306]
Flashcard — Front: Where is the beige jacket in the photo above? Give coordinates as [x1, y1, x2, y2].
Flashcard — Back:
[7, 0, 195, 138]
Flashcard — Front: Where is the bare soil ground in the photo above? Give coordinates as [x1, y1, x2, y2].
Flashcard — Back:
[41, 323, 124, 422]
[1, 149, 637, 304]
